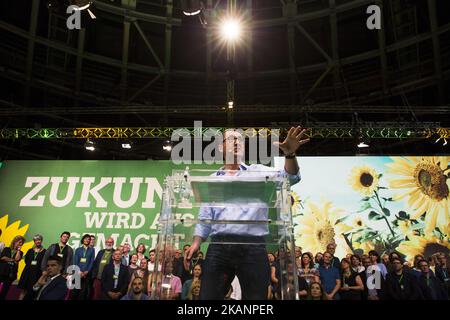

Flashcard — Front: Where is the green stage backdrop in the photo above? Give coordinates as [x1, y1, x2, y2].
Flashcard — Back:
[0, 161, 219, 274]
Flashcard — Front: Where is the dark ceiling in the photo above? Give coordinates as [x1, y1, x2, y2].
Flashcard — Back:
[0, 0, 449, 159]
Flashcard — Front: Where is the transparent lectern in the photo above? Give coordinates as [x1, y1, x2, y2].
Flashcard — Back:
[150, 168, 299, 300]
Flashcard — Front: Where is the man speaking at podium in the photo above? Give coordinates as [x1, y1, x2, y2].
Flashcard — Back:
[184, 127, 309, 300]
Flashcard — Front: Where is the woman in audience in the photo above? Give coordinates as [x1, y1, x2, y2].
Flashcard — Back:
[18, 234, 46, 300]
[0, 235, 25, 300]
[182, 264, 202, 300]
[135, 243, 147, 266]
[314, 252, 323, 268]
[339, 258, 364, 300]
[298, 252, 320, 286]
[128, 254, 139, 278]
[307, 281, 328, 300]
[351, 254, 365, 274]
[129, 258, 150, 295]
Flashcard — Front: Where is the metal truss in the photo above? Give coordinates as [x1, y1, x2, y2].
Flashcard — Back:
[0, 124, 446, 140]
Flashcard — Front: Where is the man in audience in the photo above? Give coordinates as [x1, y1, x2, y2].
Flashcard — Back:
[161, 262, 182, 300]
[385, 257, 422, 300]
[34, 255, 68, 300]
[325, 243, 340, 269]
[71, 234, 95, 300]
[101, 249, 129, 300]
[91, 237, 115, 300]
[173, 248, 184, 279]
[0, 229, 5, 255]
[417, 259, 448, 300]
[121, 276, 149, 300]
[121, 243, 131, 266]
[41, 231, 73, 276]
[319, 252, 341, 300]
[435, 253, 450, 297]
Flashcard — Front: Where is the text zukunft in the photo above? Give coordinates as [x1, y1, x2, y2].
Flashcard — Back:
[19, 176, 162, 208]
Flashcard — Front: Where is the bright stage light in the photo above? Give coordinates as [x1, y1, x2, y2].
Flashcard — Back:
[71, 0, 96, 19]
[163, 140, 172, 152]
[121, 142, 132, 149]
[228, 101, 234, 109]
[85, 139, 95, 151]
[357, 141, 369, 148]
[181, 0, 202, 16]
[220, 18, 241, 42]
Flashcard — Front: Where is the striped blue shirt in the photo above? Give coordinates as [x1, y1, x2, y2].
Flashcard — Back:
[194, 163, 301, 239]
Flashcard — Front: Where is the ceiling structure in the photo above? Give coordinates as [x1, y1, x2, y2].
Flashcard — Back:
[0, 0, 449, 159]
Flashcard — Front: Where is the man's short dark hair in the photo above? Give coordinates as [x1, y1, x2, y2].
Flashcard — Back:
[60, 231, 71, 238]
[47, 255, 63, 266]
[419, 260, 428, 267]
[391, 257, 402, 264]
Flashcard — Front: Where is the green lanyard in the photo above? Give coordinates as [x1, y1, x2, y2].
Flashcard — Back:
[397, 274, 403, 286]
[33, 250, 39, 260]
[426, 275, 430, 287]
[59, 245, 65, 253]
[11, 250, 16, 259]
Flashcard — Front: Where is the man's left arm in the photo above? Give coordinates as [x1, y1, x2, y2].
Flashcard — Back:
[274, 126, 309, 186]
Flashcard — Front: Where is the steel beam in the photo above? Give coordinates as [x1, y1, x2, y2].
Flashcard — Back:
[24, 0, 40, 107]
[329, 0, 341, 102]
[164, 0, 174, 105]
[133, 21, 164, 70]
[1, 19, 449, 80]
[121, 20, 131, 103]
[427, 0, 444, 104]
[376, 0, 389, 104]
[75, 28, 86, 100]
[284, 1, 298, 105]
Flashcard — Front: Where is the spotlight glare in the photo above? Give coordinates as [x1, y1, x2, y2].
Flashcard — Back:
[220, 18, 241, 42]
[228, 101, 234, 109]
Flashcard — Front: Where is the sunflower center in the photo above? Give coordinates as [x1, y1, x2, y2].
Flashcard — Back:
[360, 173, 374, 187]
[423, 243, 450, 258]
[413, 162, 449, 201]
[356, 220, 363, 227]
[316, 222, 335, 249]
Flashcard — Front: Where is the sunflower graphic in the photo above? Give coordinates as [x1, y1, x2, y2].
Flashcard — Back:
[351, 216, 365, 230]
[290, 191, 301, 214]
[397, 220, 418, 239]
[349, 166, 380, 196]
[397, 232, 450, 264]
[386, 156, 450, 234]
[294, 201, 352, 258]
[353, 240, 375, 254]
[0, 215, 34, 278]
